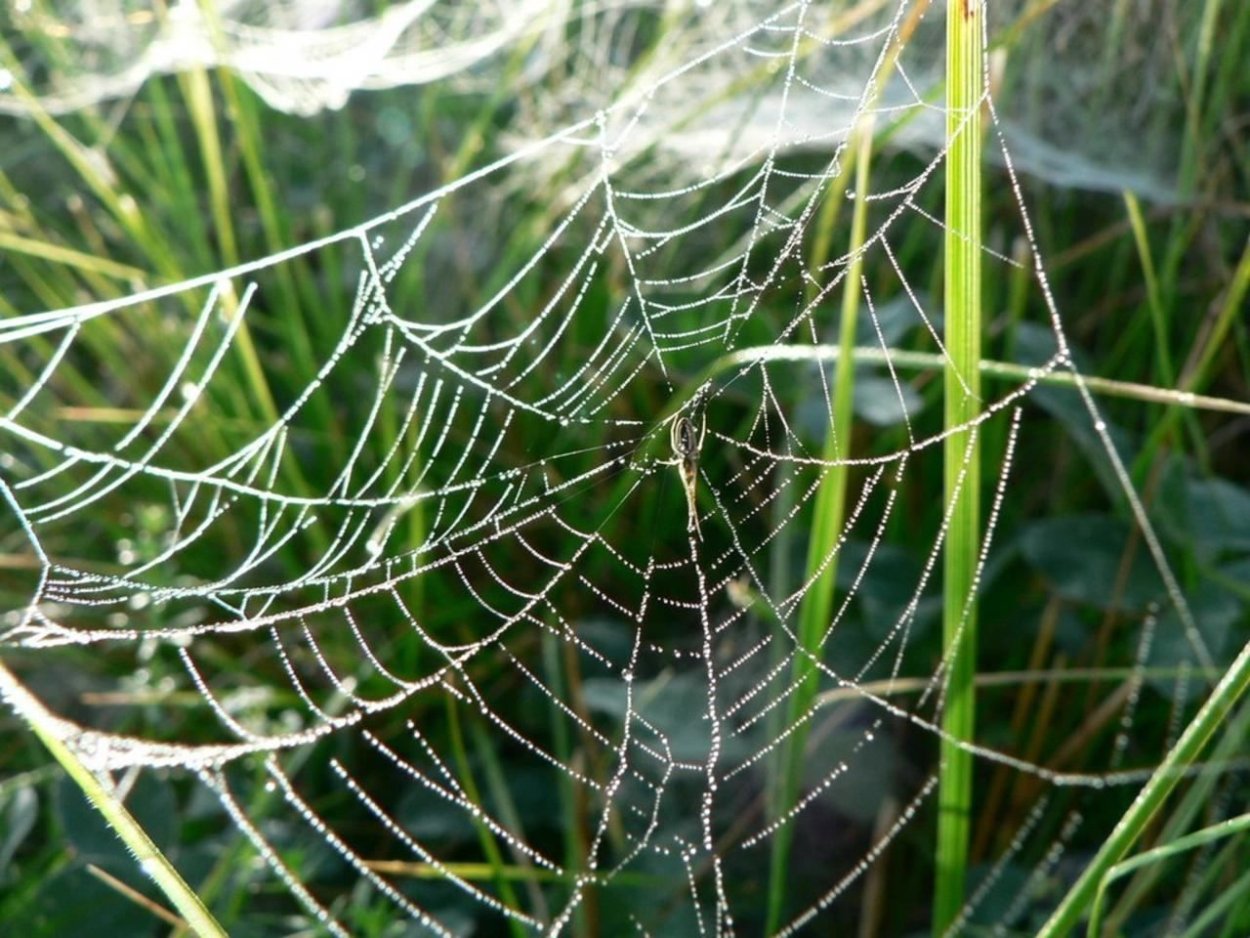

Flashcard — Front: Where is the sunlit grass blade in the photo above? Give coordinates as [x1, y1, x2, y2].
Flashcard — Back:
[0, 660, 227, 937]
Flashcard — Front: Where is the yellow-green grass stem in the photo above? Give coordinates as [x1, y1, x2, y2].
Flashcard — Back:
[704, 344, 1250, 419]
[0, 659, 226, 937]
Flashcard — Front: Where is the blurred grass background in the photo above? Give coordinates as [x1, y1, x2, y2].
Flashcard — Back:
[1, 1, 1249, 935]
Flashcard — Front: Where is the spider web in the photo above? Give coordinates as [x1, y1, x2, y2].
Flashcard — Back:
[0, 0, 1190, 197]
[0, 1, 1232, 935]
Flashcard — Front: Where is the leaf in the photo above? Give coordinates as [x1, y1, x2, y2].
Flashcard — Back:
[582, 672, 751, 765]
[5, 865, 156, 936]
[1158, 464, 1250, 558]
[801, 714, 897, 824]
[1019, 514, 1163, 611]
[0, 785, 38, 872]
[853, 372, 924, 427]
[54, 771, 177, 865]
[1146, 583, 1244, 701]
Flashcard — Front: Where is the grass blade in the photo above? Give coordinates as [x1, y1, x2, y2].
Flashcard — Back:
[764, 117, 875, 934]
[0, 659, 226, 937]
[1039, 636, 1250, 935]
[932, 0, 984, 931]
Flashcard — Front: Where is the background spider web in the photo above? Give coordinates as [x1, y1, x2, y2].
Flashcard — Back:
[1, 1, 1243, 935]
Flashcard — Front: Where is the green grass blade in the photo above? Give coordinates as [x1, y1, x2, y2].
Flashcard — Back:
[1101, 695, 1250, 931]
[764, 119, 875, 934]
[1039, 635, 1250, 935]
[1088, 812, 1250, 937]
[932, 0, 984, 931]
[444, 695, 529, 938]
[1181, 865, 1250, 938]
[1122, 192, 1174, 387]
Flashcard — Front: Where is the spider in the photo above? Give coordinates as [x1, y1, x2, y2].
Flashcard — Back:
[669, 394, 707, 541]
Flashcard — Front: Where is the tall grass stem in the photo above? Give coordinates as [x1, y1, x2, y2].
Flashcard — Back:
[932, 0, 984, 931]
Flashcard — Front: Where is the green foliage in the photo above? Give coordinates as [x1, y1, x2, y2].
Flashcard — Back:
[1, 1, 1248, 935]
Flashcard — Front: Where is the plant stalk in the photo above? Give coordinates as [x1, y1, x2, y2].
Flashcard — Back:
[933, 0, 984, 932]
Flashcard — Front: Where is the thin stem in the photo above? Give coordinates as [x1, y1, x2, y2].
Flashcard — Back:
[0, 660, 226, 937]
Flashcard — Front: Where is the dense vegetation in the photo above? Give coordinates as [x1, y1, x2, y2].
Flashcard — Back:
[1, 2, 1248, 935]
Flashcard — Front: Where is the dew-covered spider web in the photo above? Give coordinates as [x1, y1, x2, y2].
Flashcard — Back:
[1, 1, 1242, 935]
